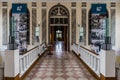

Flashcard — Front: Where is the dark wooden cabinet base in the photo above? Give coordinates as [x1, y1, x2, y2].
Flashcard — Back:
[4, 74, 19, 80]
[100, 73, 116, 80]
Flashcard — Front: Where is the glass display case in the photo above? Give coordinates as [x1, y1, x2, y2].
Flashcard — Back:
[8, 4, 29, 54]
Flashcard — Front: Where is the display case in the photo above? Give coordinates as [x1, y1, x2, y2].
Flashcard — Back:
[8, 4, 29, 54]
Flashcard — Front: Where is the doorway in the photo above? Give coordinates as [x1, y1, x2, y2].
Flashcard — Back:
[49, 3, 69, 51]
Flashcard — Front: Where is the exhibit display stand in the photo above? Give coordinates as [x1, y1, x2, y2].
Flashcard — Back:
[8, 4, 28, 54]
[100, 50, 116, 80]
[100, 36, 115, 80]
[4, 49, 19, 80]
[100, 25, 116, 80]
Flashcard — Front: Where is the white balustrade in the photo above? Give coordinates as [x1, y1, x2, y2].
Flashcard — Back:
[19, 43, 46, 77]
[72, 43, 100, 77]
[72, 43, 79, 55]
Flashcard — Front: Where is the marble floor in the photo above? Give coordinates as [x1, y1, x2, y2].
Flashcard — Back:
[24, 50, 97, 80]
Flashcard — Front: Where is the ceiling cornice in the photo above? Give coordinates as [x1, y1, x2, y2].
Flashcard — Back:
[1, 0, 120, 2]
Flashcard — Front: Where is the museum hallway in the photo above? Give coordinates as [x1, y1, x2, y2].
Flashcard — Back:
[24, 42, 96, 80]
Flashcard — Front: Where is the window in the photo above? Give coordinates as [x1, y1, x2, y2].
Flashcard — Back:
[56, 30, 62, 41]
[80, 8, 86, 45]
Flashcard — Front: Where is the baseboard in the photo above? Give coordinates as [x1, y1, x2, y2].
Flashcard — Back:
[72, 50, 81, 56]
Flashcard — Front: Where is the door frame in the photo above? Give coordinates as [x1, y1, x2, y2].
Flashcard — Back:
[48, 3, 70, 51]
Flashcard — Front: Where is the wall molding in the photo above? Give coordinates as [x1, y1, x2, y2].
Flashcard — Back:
[1, 0, 120, 2]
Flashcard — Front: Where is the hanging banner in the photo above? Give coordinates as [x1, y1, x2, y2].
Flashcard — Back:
[91, 4, 107, 14]
[12, 4, 28, 54]
[12, 4, 27, 13]
[90, 4, 107, 53]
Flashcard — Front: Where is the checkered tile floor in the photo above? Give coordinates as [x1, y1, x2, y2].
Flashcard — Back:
[24, 51, 97, 80]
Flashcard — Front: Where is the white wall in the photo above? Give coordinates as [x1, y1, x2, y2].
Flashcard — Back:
[76, 2, 81, 44]
[0, 2, 2, 47]
[0, 1, 120, 50]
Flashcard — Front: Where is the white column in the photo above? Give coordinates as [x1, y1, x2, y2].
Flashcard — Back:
[27, 2, 32, 45]
[100, 50, 115, 77]
[4, 49, 19, 77]
[115, 3, 120, 51]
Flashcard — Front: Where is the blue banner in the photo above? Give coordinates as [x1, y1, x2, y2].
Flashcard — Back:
[91, 4, 107, 14]
[12, 4, 27, 13]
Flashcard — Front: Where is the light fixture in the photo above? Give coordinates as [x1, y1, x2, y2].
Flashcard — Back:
[38, 22, 40, 26]
[78, 21, 80, 27]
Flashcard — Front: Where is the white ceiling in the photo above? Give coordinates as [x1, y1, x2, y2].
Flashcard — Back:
[1, 0, 120, 2]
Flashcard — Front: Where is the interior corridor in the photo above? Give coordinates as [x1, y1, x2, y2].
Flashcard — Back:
[51, 41, 67, 51]
[24, 42, 96, 80]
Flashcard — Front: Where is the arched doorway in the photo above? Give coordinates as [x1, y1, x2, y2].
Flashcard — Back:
[49, 3, 69, 51]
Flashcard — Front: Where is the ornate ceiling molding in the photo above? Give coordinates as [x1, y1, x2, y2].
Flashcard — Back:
[1, 0, 120, 2]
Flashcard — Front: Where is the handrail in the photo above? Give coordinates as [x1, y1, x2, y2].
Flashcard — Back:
[40, 42, 46, 46]
[72, 42, 78, 45]
[21, 46, 39, 55]
[80, 46, 99, 56]
[21, 42, 46, 55]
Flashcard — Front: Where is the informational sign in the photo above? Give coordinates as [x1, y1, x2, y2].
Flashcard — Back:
[12, 4, 27, 13]
[90, 4, 107, 53]
[91, 4, 107, 14]
[12, 4, 28, 54]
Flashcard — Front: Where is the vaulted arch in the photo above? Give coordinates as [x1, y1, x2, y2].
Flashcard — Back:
[48, 3, 69, 51]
